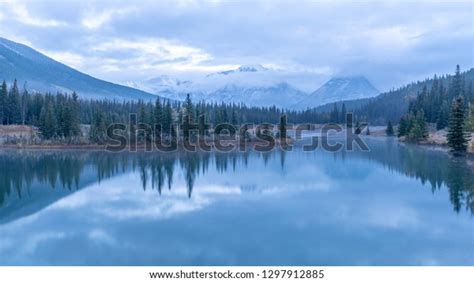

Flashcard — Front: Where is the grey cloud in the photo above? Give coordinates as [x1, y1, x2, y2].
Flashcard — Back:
[0, 0, 472, 91]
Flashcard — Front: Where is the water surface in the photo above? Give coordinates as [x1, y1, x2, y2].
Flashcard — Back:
[0, 138, 473, 265]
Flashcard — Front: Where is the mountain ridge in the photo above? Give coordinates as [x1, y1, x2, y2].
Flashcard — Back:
[0, 37, 158, 101]
[0, 37, 381, 108]
[295, 76, 380, 109]
[134, 68, 380, 109]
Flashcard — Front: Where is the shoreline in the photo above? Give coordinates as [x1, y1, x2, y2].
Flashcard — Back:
[1, 137, 472, 156]
[1, 124, 472, 154]
[0, 139, 292, 151]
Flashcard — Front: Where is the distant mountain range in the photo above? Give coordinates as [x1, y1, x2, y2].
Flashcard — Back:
[0, 37, 157, 100]
[130, 65, 380, 109]
[0, 37, 380, 108]
[314, 67, 474, 124]
[296, 76, 379, 109]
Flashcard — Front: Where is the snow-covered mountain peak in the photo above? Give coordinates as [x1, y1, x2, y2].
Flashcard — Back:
[208, 64, 268, 77]
[237, 64, 268, 72]
[295, 76, 379, 109]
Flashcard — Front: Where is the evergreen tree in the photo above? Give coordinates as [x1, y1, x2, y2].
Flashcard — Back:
[447, 97, 470, 153]
[221, 107, 229, 123]
[55, 94, 80, 138]
[184, 94, 194, 122]
[8, 79, 21, 124]
[182, 113, 191, 140]
[198, 114, 207, 137]
[450, 65, 463, 100]
[214, 109, 222, 126]
[398, 116, 408, 137]
[231, 110, 238, 125]
[138, 102, 152, 141]
[70, 92, 81, 137]
[331, 103, 339, 123]
[346, 112, 353, 129]
[0, 81, 7, 124]
[468, 102, 474, 132]
[154, 98, 163, 124]
[39, 101, 57, 139]
[20, 85, 29, 125]
[163, 101, 173, 136]
[154, 97, 163, 138]
[408, 111, 428, 142]
[138, 102, 148, 124]
[89, 110, 107, 143]
[341, 103, 347, 124]
[182, 94, 195, 140]
[468, 81, 473, 102]
[59, 101, 73, 137]
[386, 120, 394, 136]
[279, 115, 287, 140]
[436, 101, 450, 130]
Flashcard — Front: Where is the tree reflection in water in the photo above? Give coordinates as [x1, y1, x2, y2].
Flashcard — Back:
[0, 141, 473, 215]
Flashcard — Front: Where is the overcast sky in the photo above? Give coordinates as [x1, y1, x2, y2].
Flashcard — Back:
[0, 0, 472, 91]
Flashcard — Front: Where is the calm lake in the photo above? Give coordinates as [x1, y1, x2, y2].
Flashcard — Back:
[0, 137, 473, 265]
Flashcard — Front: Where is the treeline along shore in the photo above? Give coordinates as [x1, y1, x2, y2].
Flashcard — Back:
[0, 65, 473, 154]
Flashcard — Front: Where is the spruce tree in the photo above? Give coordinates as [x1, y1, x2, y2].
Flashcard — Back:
[468, 81, 473, 102]
[408, 111, 428, 142]
[279, 115, 287, 140]
[70, 92, 81, 136]
[450, 65, 463, 100]
[138, 102, 148, 124]
[331, 103, 339, 123]
[468, 102, 474, 132]
[20, 87, 29, 125]
[398, 116, 408, 137]
[59, 102, 73, 137]
[163, 101, 173, 136]
[436, 101, 450, 130]
[182, 94, 195, 140]
[341, 103, 347, 124]
[154, 98, 163, 125]
[231, 110, 238, 125]
[184, 94, 194, 122]
[0, 81, 7, 125]
[89, 110, 106, 143]
[221, 107, 229, 123]
[154, 97, 163, 138]
[198, 114, 207, 138]
[8, 79, 21, 124]
[447, 97, 470, 153]
[386, 120, 395, 136]
[39, 101, 57, 139]
[214, 109, 222, 126]
[139, 102, 152, 141]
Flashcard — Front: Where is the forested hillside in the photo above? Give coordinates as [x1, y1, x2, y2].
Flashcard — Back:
[318, 67, 474, 125]
[0, 37, 158, 101]
[0, 79, 331, 142]
[1, 66, 473, 144]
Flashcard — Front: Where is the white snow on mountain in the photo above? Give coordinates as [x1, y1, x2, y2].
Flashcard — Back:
[296, 76, 380, 109]
[125, 75, 192, 94]
[128, 64, 379, 109]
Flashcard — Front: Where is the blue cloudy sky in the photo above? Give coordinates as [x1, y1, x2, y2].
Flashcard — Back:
[0, 0, 472, 91]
